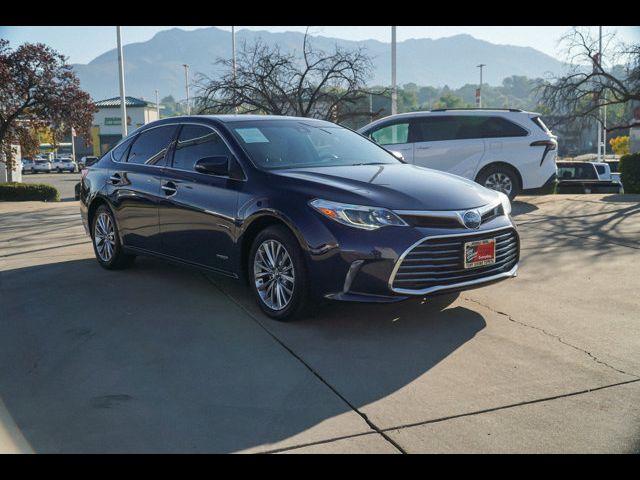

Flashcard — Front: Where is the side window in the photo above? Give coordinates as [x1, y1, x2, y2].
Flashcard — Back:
[172, 125, 232, 171]
[370, 122, 409, 145]
[412, 117, 464, 142]
[595, 164, 606, 175]
[127, 125, 178, 165]
[481, 117, 528, 138]
[110, 136, 136, 162]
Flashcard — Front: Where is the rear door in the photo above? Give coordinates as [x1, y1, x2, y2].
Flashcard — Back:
[365, 119, 414, 163]
[158, 124, 240, 273]
[411, 115, 486, 179]
[108, 125, 179, 252]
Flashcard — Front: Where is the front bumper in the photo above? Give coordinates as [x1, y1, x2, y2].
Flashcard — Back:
[306, 214, 519, 303]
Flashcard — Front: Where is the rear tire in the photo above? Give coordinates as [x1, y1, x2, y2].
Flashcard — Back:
[476, 164, 521, 200]
[248, 225, 310, 321]
[91, 204, 135, 270]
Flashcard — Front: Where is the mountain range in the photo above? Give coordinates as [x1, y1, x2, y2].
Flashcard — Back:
[72, 27, 566, 102]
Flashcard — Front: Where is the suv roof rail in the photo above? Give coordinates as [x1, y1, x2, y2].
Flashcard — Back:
[429, 108, 524, 113]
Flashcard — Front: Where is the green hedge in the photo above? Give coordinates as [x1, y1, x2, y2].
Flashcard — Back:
[620, 153, 640, 194]
[0, 182, 59, 202]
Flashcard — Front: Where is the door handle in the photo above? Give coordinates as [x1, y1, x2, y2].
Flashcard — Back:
[109, 173, 122, 184]
[161, 181, 177, 196]
[416, 146, 431, 150]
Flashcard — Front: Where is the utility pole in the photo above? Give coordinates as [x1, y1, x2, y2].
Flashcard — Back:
[116, 26, 128, 137]
[391, 26, 397, 116]
[232, 26, 238, 114]
[155, 89, 160, 119]
[182, 63, 190, 115]
[476, 64, 486, 108]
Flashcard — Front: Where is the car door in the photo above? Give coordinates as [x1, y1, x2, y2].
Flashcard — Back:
[158, 124, 241, 273]
[365, 119, 414, 163]
[411, 116, 486, 179]
[107, 125, 179, 253]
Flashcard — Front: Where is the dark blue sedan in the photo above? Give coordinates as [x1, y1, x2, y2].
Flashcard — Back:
[80, 115, 519, 320]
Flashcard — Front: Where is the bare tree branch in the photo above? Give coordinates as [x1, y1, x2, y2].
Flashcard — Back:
[193, 30, 384, 123]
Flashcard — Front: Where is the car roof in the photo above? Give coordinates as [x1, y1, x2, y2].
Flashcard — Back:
[149, 114, 337, 126]
[366, 109, 540, 120]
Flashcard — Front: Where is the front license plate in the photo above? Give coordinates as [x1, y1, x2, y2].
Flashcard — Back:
[464, 238, 496, 269]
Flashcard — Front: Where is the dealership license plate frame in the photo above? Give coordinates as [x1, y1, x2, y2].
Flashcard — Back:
[464, 238, 496, 269]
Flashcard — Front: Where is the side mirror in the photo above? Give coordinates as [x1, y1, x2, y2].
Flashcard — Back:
[85, 157, 98, 167]
[390, 150, 405, 162]
[195, 155, 230, 176]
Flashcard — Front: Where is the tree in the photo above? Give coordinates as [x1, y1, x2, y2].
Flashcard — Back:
[194, 30, 384, 123]
[610, 135, 630, 155]
[432, 92, 468, 109]
[0, 40, 97, 168]
[538, 27, 640, 132]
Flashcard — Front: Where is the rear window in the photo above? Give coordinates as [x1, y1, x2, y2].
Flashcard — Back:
[411, 115, 528, 142]
[531, 116, 551, 133]
[557, 163, 598, 180]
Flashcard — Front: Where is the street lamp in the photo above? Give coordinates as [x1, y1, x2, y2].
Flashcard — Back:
[116, 26, 128, 137]
[391, 26, 397, 116]
[476, 64, 486, 108]
[232, 26, 238, 114]
[182, 63, 190, 115]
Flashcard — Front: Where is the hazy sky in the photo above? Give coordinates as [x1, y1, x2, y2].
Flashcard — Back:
[1, 26, 638, 64]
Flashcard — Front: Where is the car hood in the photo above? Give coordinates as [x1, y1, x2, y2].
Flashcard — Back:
[271, 164, 499, 210]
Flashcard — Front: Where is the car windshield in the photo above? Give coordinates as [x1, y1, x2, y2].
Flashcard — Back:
[228, 120, 400, 170]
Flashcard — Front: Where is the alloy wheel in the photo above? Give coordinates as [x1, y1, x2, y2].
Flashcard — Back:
[254, 239, 295, 311]
[94, 212, 116, 262]
[484, 172, 513, 196]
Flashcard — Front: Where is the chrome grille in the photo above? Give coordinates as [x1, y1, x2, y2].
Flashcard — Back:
[391, 228, 519, 292]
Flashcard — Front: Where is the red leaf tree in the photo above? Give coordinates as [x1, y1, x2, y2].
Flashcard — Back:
[0, 39, 97, 169]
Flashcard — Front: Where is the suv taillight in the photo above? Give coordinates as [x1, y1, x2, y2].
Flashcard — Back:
[530, 139, 557, 150]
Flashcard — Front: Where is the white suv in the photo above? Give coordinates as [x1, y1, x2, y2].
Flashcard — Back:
[357, 109, 558, 200]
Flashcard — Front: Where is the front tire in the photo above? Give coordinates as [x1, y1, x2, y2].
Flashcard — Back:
[91, 204, 135, 270]
[476, 165, 521, 200]
[248, 225, 310, 321]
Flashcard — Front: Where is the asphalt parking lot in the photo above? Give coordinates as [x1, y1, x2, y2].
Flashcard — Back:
[0, 194, 639, 453]
[21, 172, 80, 201]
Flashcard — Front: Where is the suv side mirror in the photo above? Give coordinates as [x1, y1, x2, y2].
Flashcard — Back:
[195, 155, 230, 176]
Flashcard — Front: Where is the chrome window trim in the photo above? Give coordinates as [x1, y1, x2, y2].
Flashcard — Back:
[110, 121, 247, 181]
[388, 225, 517, 294]
[393, 199, 502, 228]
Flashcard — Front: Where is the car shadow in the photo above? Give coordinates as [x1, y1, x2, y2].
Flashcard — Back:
[511, 200, 539, 217]
[0, 256, 485, 453]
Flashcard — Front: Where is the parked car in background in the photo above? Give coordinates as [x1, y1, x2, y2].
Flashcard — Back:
[21, 158, 35, 173]
[32, 159, 52, 173]
[51, 157, 76, 173]
[604, 160, 621, 183]
[357, 108, 558, 200]
[78, 156, 98, 170]
[80, 115, 519, 321]
[556, 161, 624, 194]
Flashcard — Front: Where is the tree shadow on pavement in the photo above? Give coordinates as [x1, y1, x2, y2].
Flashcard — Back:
[0, 256, 485, 453]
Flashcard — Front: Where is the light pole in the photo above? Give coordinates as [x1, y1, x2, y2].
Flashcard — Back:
[232, 26, 238, 114]
[391, 26, 397, 116]
[476, 64, 486, 108]
[155, 89, 160, 118]
[597, 26, 603, 161]
[182, 63, 190, 115]
[116, 26, 128, 137]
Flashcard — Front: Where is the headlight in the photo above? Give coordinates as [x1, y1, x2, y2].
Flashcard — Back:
[496, 192, 512, 216]
[309, 199, 408, 230]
